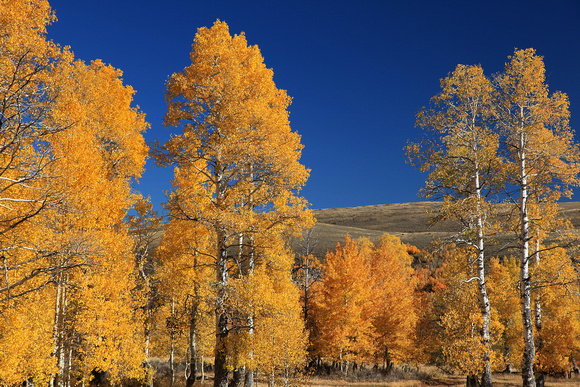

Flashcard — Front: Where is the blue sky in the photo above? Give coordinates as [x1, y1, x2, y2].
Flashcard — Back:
[47, 0, 580, 211]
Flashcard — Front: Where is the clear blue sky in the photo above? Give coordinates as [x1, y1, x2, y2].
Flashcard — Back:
[47, 0, 580, 211]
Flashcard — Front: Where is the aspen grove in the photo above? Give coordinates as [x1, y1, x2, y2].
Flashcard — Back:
[3, 1, 580, 387]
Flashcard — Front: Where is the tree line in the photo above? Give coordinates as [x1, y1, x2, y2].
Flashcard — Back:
[2, 1, 580, 387]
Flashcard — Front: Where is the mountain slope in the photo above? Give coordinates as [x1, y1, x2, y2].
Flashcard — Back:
[303, 201, 580, 258]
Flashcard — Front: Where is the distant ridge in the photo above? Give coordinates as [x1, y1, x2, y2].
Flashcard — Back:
[302, 201, 580, 258]
[151, 202, 580, 259]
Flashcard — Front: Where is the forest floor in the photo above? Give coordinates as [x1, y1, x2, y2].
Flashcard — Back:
[154, 368, 580, 387]
[304, 373, 580, 386]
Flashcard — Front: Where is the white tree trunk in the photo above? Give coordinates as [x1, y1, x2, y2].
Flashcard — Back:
[475, 168, 492, 387]
[519, 129, 536, 387]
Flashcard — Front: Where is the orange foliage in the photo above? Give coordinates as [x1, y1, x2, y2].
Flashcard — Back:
[311, 236, 375, 365]
[0, 1, 149, 384]
[311, 234, 419, 369]
[157, 20, 313, 384]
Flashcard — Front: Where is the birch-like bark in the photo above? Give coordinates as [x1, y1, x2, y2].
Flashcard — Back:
[519, 127, 536, 387]
[214, 227, 230, 387]
[170, 298, 176, 386]
[474, 168, 492, 387]
[214, 164, 230, 387]
[533, 236, 544, 387]
[50, 279, 63, 387]
[186, 298, 198, 387]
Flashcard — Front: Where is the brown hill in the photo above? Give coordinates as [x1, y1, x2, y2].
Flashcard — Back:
[302, 201, 580, 258]
[151, 202, 580, 259]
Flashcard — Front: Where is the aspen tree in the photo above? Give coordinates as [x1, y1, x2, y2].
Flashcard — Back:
[0, 0, 71, 303]
[45, 57, 148, 386]
[408, 64, 501, 386]
[0, 1, 148, 384]
[293, 228, 322, 326]
[370, 234, 418, 368]
[493, 48, 580, 387]
[423, 246, 503, 382]
[127, 198, 164, 386]
[487, 257, 523, 373]
[530, 246, 580, 375]
[311, 236, 376, 369]
[156, 205, 215, 387]
[158, 20, 313, 387]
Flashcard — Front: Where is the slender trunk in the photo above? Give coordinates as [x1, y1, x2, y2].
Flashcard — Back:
[52, 274, 70, 387]
[58, 286, 69, 387]
[519, 128, 536, 387]
[170, 298, 176, 386]
[51, 279, 63, 387]
[186, 298, 198, 387]
[245, 364, 254, 387]
[142, 264, 153, 387]
[504, 342, 513, 373]
[533, 237, 544, 387]
[66, 346, 72, 387]
[214, 230, 230, 387]
[215, 163, 230, 387]
[304, 254, 309, 322]
[474, 169, 492, 387]
[268, 372, 275, 387]
[245, 234, 255, 387]
[145, 313, 153, 387]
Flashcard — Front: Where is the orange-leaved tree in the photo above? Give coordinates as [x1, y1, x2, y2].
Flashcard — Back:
[531, 247, 580, 375]
[493, 48, 580, 387]
[423, 245, 503, 380]
[0, 1, 149, 385]
[156, 20, 313, 387]
[43, 56, 148, 385]
[370, 234, 419, 368]
[155, 201, 215, 387]
[0, 0, 70, 305]
[408, 63, 502, 387]
[311, 236, 376, 370]
[487, 257, 523, 373]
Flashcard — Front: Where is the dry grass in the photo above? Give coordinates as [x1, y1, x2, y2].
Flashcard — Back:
[303, 371, 580, 387]
[166, 374, 580, 387]
[296, 201, 580, 259]
[297, 202, 458, 258]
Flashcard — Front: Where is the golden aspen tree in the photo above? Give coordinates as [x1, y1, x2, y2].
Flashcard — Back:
[0, 1, 148, 384]
[370, 234, 418, 368]
[229, 245, 308, 386]
[311, 236, 376, 371]
[43, 56, 148, 385]
[156, 206, 215, 387]
[293, 228, 322, 328]
[531, 247, 580, 376]
[0, 0, 72, 304]
[157, 20, 313, 387]
[426, 246, 503, 383]
[522, 200, 573, 385]
[408, 64, 502, 387]
[487, 257, 523, 373]
[493, 48, 580, 387]
[127, 198, 164, 385]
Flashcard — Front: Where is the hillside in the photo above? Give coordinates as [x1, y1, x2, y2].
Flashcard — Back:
[302, 201, 580, 258]
[151, 202, 580, 259]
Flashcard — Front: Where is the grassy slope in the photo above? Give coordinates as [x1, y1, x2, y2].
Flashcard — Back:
[304, 201, 580, 258]
[304, 202, 457, 258]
